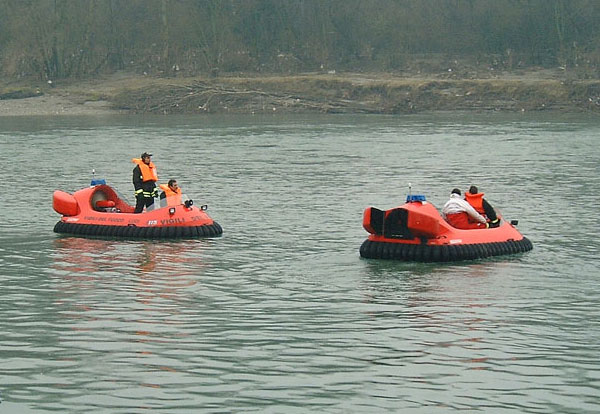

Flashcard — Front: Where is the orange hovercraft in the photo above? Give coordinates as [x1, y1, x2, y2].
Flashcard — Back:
[53, 178, 222, 239]
[360, 189, 532, 262]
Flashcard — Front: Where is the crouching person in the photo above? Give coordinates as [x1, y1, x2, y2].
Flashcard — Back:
[465, 185, 500, 228]
[159, 179, 182, 206]
[442, 188, 488, 229]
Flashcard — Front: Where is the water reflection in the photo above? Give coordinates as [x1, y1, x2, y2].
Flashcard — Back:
[42, 237, 216, 411]
[132, 241, 208, 307]
[52, 236, 209, 272]
[51, 237, 209, 305]
[52, 236, 120, 275]
[358, 259, 524, 374]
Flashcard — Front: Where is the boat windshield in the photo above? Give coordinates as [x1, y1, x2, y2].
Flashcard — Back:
[93, 185, 198, 212]
[114, 187, 134, 205]
[156, 193, 191, 209]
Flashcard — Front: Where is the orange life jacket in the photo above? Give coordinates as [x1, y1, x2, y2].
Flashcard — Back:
[159, 183, 182, 205]
[465, 192, 485, 214]
[132, 158, 158, 182]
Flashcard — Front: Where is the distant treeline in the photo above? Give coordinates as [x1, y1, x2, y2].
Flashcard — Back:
[1, 0, 599, 79]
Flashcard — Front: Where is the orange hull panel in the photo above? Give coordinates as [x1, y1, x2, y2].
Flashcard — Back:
[53, 184, 220, 238]
[360, 197, 532, 261]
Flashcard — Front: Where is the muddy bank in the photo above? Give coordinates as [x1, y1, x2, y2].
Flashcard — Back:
[0, 94, 117, 117]
[2, 70, 600, 116]
[111, 75, 600, 115]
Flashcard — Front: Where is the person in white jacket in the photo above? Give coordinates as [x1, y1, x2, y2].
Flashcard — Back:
[442, 188, 489, 229]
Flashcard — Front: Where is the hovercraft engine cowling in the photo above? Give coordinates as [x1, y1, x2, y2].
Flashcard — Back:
[53, 190, 79, 216]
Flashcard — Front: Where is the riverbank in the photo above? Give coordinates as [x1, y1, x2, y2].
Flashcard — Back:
[0, 94, 118, 116]
[1, 68, 599, 116]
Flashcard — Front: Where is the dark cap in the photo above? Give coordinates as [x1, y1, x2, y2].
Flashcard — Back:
[141, 152, 152, 158]
[451, 188, 461, 195]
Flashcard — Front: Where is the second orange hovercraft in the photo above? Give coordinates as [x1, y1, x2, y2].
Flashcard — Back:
[360, 190, 532, 262]
[53, 178, 222, 239]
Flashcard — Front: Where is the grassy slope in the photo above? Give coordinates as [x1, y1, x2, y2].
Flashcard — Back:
[2, 68, 600, 114]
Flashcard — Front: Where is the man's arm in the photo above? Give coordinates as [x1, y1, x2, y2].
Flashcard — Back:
[482, 198, 497, 221]
[132, 166, 144, 200]
[463, 200, 487, 223]
[133, 166, 143, 190]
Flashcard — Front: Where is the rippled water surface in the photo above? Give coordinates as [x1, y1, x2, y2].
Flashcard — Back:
[1, 113, 599, 413]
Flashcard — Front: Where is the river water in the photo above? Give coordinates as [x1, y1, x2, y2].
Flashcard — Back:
[0, 112, 598, 413]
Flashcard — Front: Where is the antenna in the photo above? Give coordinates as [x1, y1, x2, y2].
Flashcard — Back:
[90, 168, 106, 187]
[406, 183, 426, 203]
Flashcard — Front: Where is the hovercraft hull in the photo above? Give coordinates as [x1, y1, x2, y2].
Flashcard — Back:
[360, 197, 532, 262]
[53, 184, 223, 239]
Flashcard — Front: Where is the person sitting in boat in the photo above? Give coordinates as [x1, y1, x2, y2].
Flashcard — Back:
[465, 185, 500, 228]
[132, 152, 159, 213]
[159, 179, 182, 206]
[442, 188, 489, 229]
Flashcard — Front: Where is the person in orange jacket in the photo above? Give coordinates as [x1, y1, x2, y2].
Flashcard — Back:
[159, 179, 182, 206]
[132, 152, 159, 213]
[442, 188, 489, 230]
[465, 185, 500, 228]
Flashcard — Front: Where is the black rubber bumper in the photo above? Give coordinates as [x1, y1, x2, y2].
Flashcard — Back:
[54, 221, 223, 239]
[359, 237, 533, 262]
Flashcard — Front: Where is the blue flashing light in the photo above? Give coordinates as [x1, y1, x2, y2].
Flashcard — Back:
[91, 178, 106, 186]
[406, 194, 426, 202]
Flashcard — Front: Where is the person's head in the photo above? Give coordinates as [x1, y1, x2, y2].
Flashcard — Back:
[141, 152, 152, 164]
[469, 185, 478, 194]
[451, 188, 461, 196]
[168, 179, 178, 191]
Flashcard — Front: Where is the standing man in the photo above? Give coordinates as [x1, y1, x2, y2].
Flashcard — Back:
[132, 152, 159, 213]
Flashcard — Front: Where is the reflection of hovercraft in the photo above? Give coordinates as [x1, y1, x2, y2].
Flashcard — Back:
[53, 180, 222, 239]
[360, 194, 532, 262]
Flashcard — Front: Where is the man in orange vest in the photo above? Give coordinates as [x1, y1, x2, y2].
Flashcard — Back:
[465, 185, 500, 228]
[159, 179, 182, 206]
[442, 188, 489, 229]
[132, 152, 159, 213]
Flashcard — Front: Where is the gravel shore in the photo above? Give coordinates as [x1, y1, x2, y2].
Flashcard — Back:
[0, 94, 119, 117]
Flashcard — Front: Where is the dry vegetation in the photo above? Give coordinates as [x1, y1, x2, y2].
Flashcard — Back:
[2, 65, 600, 116]
[84, 68, 600, 114]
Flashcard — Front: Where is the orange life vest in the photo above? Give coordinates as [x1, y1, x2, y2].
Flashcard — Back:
[132, 158, 158, 182]
[465, 192, 485, 214]
[159, 183, 182, 205]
